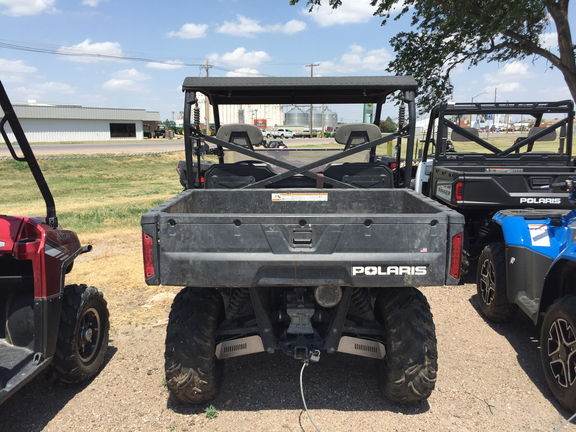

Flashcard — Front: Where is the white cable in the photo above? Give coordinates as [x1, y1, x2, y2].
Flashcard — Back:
[553, 411, 576, 432]
[300, 355, 321, 432]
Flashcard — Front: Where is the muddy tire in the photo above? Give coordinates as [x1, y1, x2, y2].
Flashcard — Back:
[164, 287, 224, 404]
[460, 240, 470, 282]
[375, 287, 437, 404]
[48, 284, 109, 384]
[540, 295, 576, 412]
[476, 243, 517, 322]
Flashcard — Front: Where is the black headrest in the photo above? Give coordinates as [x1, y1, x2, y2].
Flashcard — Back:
[335, 123, 381, 149]
[216, 124, 263, 150]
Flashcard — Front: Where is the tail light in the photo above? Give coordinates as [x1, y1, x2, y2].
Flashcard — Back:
[390, 162, 397, 170]
[449, 232, 463, 280]
[142, 232, 155, 279]
[455, 182, 464, 201]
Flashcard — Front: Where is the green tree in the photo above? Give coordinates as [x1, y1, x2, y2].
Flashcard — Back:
[380, 116, 398, 132]
[290, 0, 575, 111]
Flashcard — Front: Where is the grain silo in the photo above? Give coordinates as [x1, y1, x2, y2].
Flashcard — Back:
[284, 106, 308, 126]
[308, 106, 338, 129]
[323, 107, 338, 131]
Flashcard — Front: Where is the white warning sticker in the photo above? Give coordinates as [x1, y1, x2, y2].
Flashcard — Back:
[271, 193, 328, 202]
[528, 224, 550, 247]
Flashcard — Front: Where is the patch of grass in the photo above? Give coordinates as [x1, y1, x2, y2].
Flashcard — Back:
[57, 199, 166, 232]
[0, 152, 184, 233]
[5, 159, 29, 171]
[205, 405, 218, 420]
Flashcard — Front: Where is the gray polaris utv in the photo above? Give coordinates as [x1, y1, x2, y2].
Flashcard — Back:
[141, 76, 464, 405]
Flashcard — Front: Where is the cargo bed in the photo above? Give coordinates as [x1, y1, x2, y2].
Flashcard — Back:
[142, 188, 464, 287]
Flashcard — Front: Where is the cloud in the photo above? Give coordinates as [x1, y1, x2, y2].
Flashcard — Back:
[57, 39, 124, 63]
[41, 81, 76, 94]
[102, 69, 151, 92]
[82, 0, 100, 6]
[303, 0, 374, 27]
[216, 15, 306, 37]
[281, 19, 307, 34]
[0, 58, 37, 74]
[225, 68, 263, 77]
[146, 60, 185, 70]
[484, 82, 525, 94]
[0, 58, 37, 83]
[314, 44, 391, 74]
[483, 61, 533, 81]
[12, 81, 75, 100]
[540, 32, 558, 51]
[167, 23, 208, 39]
[0, 0, 56, 16]
[208, 47, 270, 68]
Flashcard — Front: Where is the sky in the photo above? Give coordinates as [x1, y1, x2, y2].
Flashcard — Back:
[0, 0, 574, 124]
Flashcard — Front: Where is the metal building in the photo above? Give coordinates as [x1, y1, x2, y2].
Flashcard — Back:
[194, 95, 283, 130]
[0, 102, 161, 142]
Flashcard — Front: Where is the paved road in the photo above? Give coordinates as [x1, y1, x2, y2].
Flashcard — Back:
[0, 137, 336, 157]
[0, 138, 186, 157]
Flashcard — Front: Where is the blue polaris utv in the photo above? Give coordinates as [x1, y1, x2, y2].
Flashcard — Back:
[477, 180, 576, 411]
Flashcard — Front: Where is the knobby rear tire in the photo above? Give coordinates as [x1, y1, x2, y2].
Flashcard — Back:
[375, 287, 438, 404]
[164, 287, 224, 404]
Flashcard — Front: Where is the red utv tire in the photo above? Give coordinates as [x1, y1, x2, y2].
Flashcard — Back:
[47, 284, 109, 384]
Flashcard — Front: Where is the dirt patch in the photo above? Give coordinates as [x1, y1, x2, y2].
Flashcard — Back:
[0, 229, 574, 431]
[66, 228, 183, 329]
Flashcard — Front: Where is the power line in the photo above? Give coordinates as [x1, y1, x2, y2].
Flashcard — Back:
[0, 39, 272, 77]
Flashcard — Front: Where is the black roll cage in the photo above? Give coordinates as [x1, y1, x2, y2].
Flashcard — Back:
[422, 101, 575, 162]
[0, 80, 58, 228]
[181, 76, 418, 189]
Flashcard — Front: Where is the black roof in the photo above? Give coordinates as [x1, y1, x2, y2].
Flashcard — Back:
[181, 76, 417, 105]
[433, 101, 574, 118]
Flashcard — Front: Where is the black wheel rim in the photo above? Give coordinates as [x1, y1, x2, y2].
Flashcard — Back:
[547, 318, 576, 388]
[77, 307, 101, 364]
[479, 258, 496, 306]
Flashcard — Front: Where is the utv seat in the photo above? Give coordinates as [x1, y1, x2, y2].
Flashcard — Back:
[204, 161, 275, 189]
[327, 123, 394, 188]
[527, 126, 557, 143]
[335, 123, 382, 150]
[216, 123, 264, 151]
[323, 163, 394, 188]
[524, 126, 558, 153]
[450, 127, 479, 142]
[205, 124, 269, 188]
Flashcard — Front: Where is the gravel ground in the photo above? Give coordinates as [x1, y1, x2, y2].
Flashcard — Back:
[0, 283, 575, 432]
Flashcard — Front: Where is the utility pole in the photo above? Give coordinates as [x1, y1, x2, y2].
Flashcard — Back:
[493, 87, 497, 131]
[200, 60, 212, 134]
[506, 100, 510, 134]
[306, 63, 319, 138]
